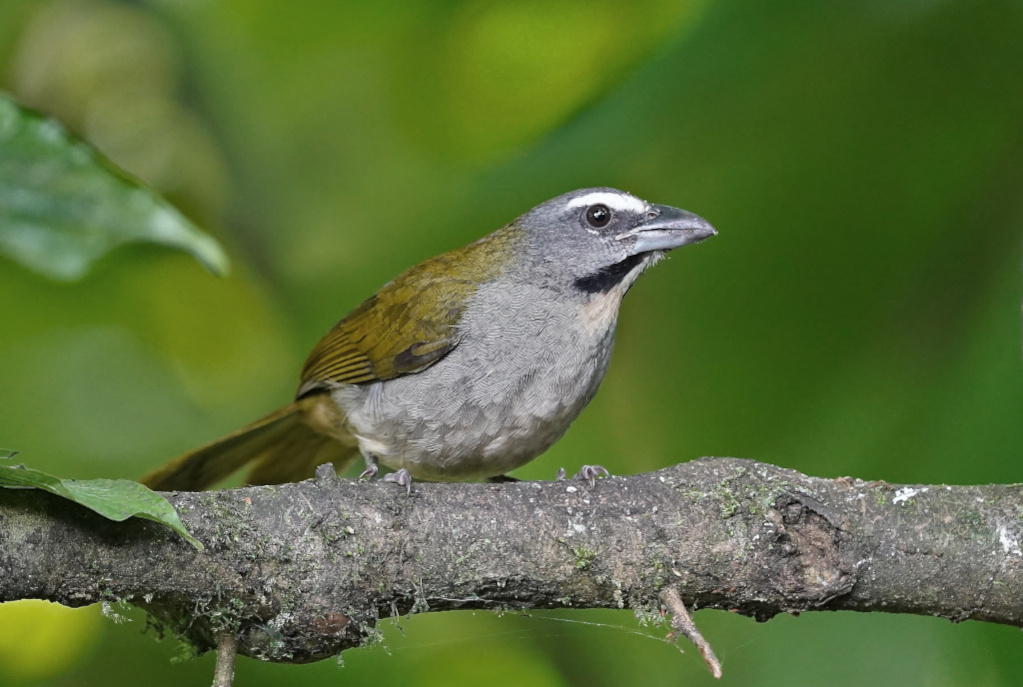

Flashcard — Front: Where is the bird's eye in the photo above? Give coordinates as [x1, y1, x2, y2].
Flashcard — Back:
[586, 204, 612, 228]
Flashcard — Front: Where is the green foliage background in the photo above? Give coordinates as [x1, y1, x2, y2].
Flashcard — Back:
[1, 0, 1022, 684]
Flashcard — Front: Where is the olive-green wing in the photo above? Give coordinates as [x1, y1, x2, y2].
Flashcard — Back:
[299, 254, 477, 392]
[299, 226, 521, 394]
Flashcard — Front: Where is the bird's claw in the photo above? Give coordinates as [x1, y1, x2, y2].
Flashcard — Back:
[555, 467, 567, 481]
[359, 463, 379, 481]
[574, 464, 609, 487]
[383, 468, 413, 496]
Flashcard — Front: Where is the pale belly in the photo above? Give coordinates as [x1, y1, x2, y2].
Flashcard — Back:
[333, 292, 619, 481]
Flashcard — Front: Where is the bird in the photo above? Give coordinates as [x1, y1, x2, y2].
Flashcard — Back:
[142, 188, 715, 492]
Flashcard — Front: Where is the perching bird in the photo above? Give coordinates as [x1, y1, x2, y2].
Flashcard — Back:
[142, 188, 715, 492]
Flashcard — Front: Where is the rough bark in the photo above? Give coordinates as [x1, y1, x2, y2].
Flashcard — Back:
[1, 457, 1021, 663]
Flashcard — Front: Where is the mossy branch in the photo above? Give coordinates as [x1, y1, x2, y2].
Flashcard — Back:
[2, 458, 1022, 667]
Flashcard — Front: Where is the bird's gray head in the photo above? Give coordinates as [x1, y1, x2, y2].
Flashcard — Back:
[513, 187, 716, 294]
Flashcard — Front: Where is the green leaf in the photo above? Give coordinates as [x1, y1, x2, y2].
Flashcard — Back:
[0, 93, 229, 280]
[0, 448, 18, 459]
[0, 458, 203, 550]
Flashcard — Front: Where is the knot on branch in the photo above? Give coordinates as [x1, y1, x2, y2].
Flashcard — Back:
[145, 593, 364, 663]
[759, 492, 856, 610]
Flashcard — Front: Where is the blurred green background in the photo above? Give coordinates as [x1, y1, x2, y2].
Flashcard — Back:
[2, 0, 1022, 684]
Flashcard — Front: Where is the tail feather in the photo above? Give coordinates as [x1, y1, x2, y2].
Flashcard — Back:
[141, 395, 359, 491]
[244, 425, 359, 486]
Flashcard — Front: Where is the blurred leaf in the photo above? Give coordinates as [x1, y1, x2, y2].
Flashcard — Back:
[0, 92, 228, 280]
[391, 0, 703, 162]
[0, 448, 18, 459]
[0, 457, 203, 549]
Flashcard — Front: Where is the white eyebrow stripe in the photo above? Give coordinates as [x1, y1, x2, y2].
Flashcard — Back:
[565, 191, 647, 214]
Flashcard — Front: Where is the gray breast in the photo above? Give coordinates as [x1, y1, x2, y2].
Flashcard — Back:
[337, 281, 619, 481]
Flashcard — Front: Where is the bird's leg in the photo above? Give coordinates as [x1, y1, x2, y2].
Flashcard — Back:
[358, 454, 379, 480]
[574, 465, 609, 487]
[554, 465, 609, 486]
[382, 468, 413, 496]
[360, 454, 412, 496]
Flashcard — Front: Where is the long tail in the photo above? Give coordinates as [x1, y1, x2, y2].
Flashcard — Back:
[141, 394, 360, 491]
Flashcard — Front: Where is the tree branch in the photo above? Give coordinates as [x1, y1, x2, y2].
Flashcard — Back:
[2, 458, 1021, 667]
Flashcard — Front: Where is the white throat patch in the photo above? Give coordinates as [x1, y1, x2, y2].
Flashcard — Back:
[566, 191, 647, 214]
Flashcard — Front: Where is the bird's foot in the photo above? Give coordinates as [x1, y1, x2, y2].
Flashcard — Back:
[555, 465, 609, 487]
[382, 468, 413, 496]
[358, 457, 379, 481]
[575, 465, 609, 488]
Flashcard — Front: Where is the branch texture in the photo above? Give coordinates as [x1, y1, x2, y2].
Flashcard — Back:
[2, 458, 1022, 663]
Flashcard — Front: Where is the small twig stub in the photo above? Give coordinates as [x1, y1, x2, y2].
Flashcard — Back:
[213, 634, 238, 687]
[661, 586, 722, 679]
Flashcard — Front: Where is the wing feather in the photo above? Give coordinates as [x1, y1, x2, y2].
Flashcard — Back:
[298, 227, 519, 394]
